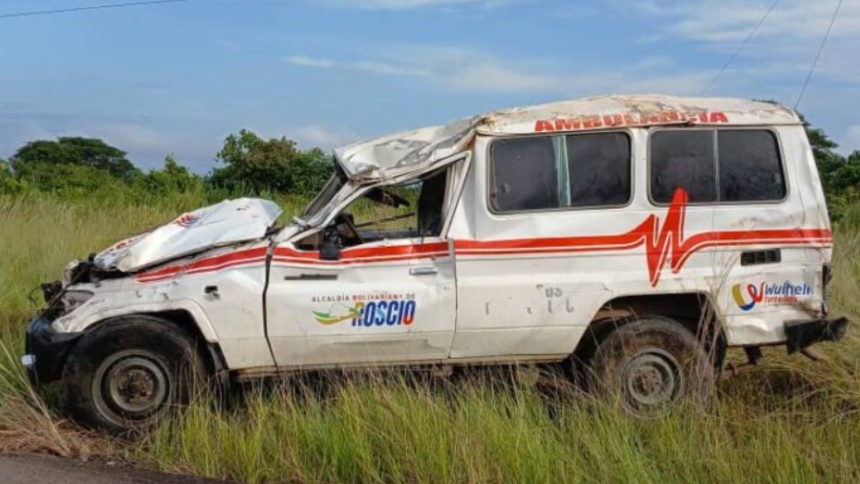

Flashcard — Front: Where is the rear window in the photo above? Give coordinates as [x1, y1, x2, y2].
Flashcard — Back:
[490, 132, 631, 213]
[718, 130, 786, 202]
[649, 129, 785, 204]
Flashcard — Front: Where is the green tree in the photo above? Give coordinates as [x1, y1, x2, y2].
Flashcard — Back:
[138, 154, 203, 195]
[292, 147, 335, 195]
[0, 157, 19, 193]
[10, 137, 140, 188]
[210, 129, 332, 195]
[801, 115, 844, 195]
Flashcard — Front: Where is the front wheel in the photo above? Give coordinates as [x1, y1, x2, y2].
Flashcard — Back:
[587, 316, 714, 416]
[62, 315, 208, 434]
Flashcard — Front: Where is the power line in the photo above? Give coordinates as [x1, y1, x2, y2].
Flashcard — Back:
[0, 0, 193, 20]
[701, 0, 780, 95]
[795, 0, 843, 109]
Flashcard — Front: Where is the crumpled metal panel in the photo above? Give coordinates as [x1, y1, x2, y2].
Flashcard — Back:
[94, 198, 282, 273]
[334, 95, 800, 183]
[334, 116, 479, 183]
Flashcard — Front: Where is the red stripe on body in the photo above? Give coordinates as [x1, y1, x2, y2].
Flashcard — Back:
[135, 191, 832, 287]
[136, 247, 268, 282]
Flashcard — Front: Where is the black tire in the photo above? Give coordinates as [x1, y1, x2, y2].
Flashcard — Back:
[587, 316, 714, 416]
[61, 315, 209, 434]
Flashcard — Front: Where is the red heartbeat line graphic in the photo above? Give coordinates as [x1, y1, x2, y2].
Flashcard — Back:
[634, 189, 689, 286]
[631, 189, 833, 286]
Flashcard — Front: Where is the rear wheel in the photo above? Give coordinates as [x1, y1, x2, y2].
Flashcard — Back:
[587, 316, 714, 416]
[62, 315, 208, 434]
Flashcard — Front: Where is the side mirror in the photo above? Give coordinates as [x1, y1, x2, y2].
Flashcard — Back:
[320, 228, 342, 261]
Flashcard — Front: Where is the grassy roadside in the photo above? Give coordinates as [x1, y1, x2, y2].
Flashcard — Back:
[0, 194, 858, 483]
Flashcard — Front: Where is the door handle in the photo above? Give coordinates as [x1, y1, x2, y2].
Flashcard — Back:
[284, 274, 338, 281]
[409, 266, 438, 276]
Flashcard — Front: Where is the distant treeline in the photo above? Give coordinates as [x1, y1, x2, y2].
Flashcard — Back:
[2, 121, 860, 221]
[0, 129, 333, 202]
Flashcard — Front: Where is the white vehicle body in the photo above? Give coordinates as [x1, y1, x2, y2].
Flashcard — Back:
[26, 95, 844, 386]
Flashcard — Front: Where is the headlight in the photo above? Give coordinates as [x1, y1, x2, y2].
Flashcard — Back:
[42, 288, 94, 322]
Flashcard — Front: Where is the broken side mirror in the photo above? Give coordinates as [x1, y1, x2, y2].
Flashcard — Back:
[320, 227, 342, 261]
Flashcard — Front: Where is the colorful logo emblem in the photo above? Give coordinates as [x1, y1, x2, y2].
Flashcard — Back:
[731, 283, 763, 311]
[313, 298, 417, 327]
[731, 281, 812, 312]
[313, 304, 363, 325]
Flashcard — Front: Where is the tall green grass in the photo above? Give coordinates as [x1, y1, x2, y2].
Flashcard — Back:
[0, 193, 858, 482]
[137, 373, 860, 483]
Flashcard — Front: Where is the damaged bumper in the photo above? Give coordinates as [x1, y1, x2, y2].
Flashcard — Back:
[22, 315, 83, 385]
[784, 316, 849, 354]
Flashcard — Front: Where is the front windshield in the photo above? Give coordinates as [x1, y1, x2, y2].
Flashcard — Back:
[301, 161, 348, 219]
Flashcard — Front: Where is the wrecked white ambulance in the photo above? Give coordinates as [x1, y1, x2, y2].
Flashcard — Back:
[24, 95, 847, 432]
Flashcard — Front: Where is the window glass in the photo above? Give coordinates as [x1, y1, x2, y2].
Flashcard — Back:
[718, 130, 785, 202]
[650, 130, 717, 203]
[490, 137, 559, 212]
[566, 132, 631, 207]
[490, 133, 631, 213]
[649, 129, 786, 204]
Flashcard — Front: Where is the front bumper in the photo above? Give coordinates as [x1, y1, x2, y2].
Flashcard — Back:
[22, 315, 83, 385]
[784, 316, 849, 354]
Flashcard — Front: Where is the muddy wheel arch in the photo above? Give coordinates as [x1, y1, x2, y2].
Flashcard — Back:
[572, 292, 727, 386]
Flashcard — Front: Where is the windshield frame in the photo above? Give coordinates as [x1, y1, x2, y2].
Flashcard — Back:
[299, 161, 348, 221]
[282, 150, 471, 244]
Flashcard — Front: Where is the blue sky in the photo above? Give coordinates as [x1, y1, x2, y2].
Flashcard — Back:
[1, 0, 858, 173]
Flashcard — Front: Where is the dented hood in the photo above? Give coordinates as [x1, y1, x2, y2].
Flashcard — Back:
[94, 198, 282, 273]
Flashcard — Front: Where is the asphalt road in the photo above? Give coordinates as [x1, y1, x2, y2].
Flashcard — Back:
[0, 454, 230, 484]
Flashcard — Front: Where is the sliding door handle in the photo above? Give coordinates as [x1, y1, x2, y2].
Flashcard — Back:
[409, 266, 438, 276]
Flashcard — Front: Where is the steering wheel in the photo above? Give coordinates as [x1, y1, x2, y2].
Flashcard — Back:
[333, 213, 363, 246]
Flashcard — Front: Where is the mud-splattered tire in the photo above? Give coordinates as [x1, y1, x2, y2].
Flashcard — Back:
[61, 315, 208, 435]
[587, 316, 714, 416]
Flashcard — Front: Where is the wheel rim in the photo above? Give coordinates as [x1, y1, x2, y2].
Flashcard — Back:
[95, 350, 171, 422]
[622, 349, 683, 410]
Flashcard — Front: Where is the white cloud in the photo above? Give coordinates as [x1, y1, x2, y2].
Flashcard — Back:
[614, 0, 860, 84]
[286, 46, 712, 96]
[633, 0, 860, 44]
[286, 47, 554, 93]
[288, 125, 363, 149]
[285, 55, 338, 69]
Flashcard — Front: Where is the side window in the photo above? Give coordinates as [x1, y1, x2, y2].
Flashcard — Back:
[567, 132, 631, 207]
[718, 130, 785, 202]
[490, 137, 558, 212]
[650, 130, 717, 203]
[294, 167, 453, 251]
[490, 132, 631, 213]
[649, 129, 786, 204]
